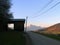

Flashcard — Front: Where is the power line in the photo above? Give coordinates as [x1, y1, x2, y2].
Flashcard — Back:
[31, 0, 54, 18]
[31, 2, 60, 18]
[36, 0, 54, 14]
[41, 2, 60, 15]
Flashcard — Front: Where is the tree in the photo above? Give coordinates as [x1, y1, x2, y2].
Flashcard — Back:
[0, 0, 13, 32]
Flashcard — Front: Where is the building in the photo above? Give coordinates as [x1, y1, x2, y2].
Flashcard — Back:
[8, 19, 25, 31]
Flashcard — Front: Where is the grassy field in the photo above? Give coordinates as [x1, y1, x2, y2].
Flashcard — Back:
[33, 31, 60, 41]
[0, 31, 26, 45]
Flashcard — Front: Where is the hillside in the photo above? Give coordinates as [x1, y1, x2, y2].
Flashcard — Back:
[44, 23, 60, 34]
[46, 23, 60, 31]
[36, 23, 60, 34]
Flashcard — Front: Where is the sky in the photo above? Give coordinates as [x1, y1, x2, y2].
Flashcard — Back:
[10, 0, 60, 27]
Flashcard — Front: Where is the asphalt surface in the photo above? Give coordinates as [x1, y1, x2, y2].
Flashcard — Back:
[26, 32, 60, 45]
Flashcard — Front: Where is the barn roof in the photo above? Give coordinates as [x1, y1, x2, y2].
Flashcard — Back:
[8, 19, 25, 23]
[11, 19, 25, 21]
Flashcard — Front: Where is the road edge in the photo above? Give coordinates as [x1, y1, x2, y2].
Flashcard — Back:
[23, 32, 33, 45]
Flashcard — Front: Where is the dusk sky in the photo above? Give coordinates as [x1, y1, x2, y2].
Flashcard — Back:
[10, 0, 60, 27]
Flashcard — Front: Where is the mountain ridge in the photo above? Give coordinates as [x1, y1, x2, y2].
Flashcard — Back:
[25, 24, 44, 31]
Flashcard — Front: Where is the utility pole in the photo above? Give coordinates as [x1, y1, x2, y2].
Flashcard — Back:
[26, 16, 28, 31]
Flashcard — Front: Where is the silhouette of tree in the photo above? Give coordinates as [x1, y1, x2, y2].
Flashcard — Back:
[0, 0, 13, 32]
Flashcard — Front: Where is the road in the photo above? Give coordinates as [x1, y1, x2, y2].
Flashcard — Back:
[26, 32, 60, 45]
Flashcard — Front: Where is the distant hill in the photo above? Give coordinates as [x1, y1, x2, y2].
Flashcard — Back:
[46, 23, 60, 31]
[25, 25, 44, 31]
[36, 23, 60, 34]
[44, 23, 60, 34]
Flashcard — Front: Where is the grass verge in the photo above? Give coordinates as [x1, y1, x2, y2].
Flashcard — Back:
[33, 31, 60, 41]
[0, 31, 26, 45]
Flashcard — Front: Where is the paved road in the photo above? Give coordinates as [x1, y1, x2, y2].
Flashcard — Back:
[26, 32, 60, 45]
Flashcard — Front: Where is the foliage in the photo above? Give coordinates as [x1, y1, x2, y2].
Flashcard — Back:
[0, 0, 13, 31]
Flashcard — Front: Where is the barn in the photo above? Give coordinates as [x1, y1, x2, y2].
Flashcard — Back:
[8, 19, 25, 31]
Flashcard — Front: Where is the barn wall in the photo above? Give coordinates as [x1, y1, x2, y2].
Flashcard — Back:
[14, 22, 24, 31]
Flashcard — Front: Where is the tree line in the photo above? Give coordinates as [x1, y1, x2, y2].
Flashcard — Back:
[0, 0, 13, 32]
